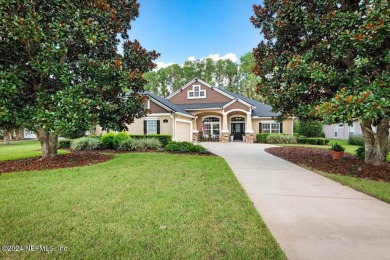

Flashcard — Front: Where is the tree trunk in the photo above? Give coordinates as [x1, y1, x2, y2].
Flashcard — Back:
[360, 118, 389, 165]
[15, 129, 23, 140]
[3, 129, 10, 145]
[37, 128, 58, 158]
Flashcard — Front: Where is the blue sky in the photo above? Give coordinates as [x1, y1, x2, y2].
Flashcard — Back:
[128, 0, 263, 68]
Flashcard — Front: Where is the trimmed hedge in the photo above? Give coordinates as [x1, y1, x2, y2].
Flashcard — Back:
[58, 139, 71, 149]
[348, 135, 364, 146]
[256, 133, 270, 143]
[130, 134, 172, 147]
[165, 141, 209, 154]
[297, 137, 329, 145]
[118, 138, 161, 151]
[265, 134, 297, 144]
[71, 137, 100, 150]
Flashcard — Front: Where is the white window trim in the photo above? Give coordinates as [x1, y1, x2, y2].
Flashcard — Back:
[201, 116, 221, 137]
[261, 121, 281, 133]
[146, 119, 158, 135]
[187, 84, 206, 99]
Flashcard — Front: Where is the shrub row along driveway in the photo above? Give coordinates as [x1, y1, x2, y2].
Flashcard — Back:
[202, 142, 390, 260]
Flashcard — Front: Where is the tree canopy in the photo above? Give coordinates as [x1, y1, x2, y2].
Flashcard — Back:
[0, 0, 159, 157]
[143, 53, 262, 100]
[251, 0, 389, 164]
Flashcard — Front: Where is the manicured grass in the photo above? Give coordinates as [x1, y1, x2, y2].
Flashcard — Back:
[319, 172, 390, 203]
[278, 140, 389, 203]
[0, 153, 285, 259]
[0, 140, 67, 161]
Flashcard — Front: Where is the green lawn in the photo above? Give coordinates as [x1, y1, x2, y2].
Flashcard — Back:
[0, 153, 285, 259]
[0, 140, 67, 161]
[278, 139, 390, 203]
[320, 172, 390, 203]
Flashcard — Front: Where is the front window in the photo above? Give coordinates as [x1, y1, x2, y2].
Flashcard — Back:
[146, 120, 158, 134]
[262, 122, 280, 133]
[202, 117, 220, 137]
[188, 85, 206, 99]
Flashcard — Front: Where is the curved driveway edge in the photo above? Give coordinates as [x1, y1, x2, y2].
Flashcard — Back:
[202, 142, 390, 260]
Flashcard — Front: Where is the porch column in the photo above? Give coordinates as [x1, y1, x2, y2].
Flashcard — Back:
[245, 111, 254, 143]
[221, 112, 229, 143]
[192, 117, 199, 143]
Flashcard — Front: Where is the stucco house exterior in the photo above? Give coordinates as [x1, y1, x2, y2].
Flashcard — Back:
[96, 78, 293, 143]
[323, 120, 362, 139]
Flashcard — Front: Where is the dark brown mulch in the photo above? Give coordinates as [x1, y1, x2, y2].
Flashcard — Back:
[0, 151, 113, 174]
[265, 147, 390, 182]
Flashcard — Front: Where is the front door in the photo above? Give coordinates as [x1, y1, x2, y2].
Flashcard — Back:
[231, 123, 245, 141]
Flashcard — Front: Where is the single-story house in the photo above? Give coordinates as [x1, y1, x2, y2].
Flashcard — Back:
[96, 78, 293, 143]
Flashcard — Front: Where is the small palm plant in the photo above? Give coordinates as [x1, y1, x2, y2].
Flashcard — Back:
[330, 142, 345, 160]
[330, 142, 346, 151]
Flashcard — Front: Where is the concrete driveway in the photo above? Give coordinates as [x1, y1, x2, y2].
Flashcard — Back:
[202, 142, 390, 260]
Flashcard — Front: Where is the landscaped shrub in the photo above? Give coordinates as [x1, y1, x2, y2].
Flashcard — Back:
[117, 139, 134, 150]
[355, 146, 365, 159]
[165, 141, 209, 153]
[142, 138, 162, 150]
[256, 133, 270, 143]
[113, 132, 130, 148]
[58, 139, 71, 149]
[265, 134, 297, 144]
[100, 132, 116, 149]
[298, 120, 324, 137]
[129, 134, 172, 147]
[297, 137, 329, 145]
[71, 137, 100, 150]
[348, 135, 364, 146]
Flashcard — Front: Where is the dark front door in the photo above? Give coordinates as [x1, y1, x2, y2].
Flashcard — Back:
[231, 123, 245, 140]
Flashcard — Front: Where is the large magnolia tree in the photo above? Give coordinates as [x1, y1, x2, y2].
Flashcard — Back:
[251, 0, 389, 165]
[0, 0, 159, 158]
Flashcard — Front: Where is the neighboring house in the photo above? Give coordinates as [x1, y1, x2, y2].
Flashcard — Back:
[96, 78, 293, 143]
[323, 120, 362, 139]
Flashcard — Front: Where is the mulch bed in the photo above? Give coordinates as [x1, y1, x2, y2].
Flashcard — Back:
[0, 151, 113, 174]
[0, 149, 216, 174]
[265, 147, 390, 182]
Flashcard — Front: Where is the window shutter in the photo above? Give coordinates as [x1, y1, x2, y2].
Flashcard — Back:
[280, 122, 283, 133]
[144, 120, 147, 135]
[259, 123, 262, 133]
[157, 120, 160, 134]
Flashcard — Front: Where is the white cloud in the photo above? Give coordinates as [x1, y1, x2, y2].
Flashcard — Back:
[155, 61, 174, 70]
[187, 56, 196, 62]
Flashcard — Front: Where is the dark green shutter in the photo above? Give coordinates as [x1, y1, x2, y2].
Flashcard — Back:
[259, 123, 262, 133]
[143, 120, 147, 134]
[280, 122, 283, 133]
[157, 120, 160, 134]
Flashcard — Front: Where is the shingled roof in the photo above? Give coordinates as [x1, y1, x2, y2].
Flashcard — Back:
[218, 88, 280, 118]
[143, 91, 194, 117]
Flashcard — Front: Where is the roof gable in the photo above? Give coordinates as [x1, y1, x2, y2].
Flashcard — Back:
[167, 78, 234, 105]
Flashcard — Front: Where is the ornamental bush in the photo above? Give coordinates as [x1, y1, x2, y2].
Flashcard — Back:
[113, 132, 130, 149]
[256, 133, 270, 143]
[117, 138, 161, 151]
[71, 137, 100, 150]
[129, 134, 172, 147]
[265, 134, 297, 144]
[348, 135, 364, 146]
[100, 132, 116, 149]
[58, 139, 71, 149]
[165, 141, 209, 153]
[298, 121, 324, 138]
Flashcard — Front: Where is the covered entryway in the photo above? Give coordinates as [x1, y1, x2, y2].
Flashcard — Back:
[230, 116, 245, 141]
[175, 120, 191, 142]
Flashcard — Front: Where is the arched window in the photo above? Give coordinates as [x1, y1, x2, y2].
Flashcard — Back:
[202, 117, 220, 137]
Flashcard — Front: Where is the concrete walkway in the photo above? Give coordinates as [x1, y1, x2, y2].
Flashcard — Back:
[202, 142, 390, 260]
